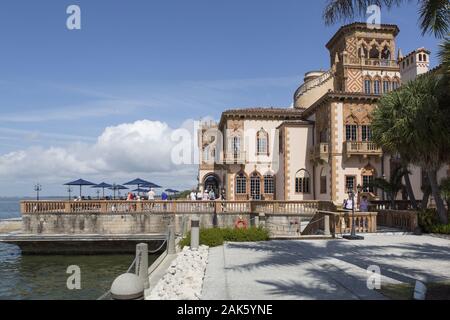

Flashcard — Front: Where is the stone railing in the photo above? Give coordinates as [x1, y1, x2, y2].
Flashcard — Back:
[20, 200, 321, 215]
[344, 141, 382, 157]
[369, 200, 416, 211]
[343, 56, 398, 68]
[309, 143, 329, 162]
[294, 69, 333, 99]
[376, 210, 418, 232]
[303, 210, 377, 236]
[224, 151, 247, 164]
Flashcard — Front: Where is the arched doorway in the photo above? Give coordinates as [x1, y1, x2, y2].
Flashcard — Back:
[203, 174, 220, 197]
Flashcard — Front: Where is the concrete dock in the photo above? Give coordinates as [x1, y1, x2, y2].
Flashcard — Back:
[0, 233, 167, 254]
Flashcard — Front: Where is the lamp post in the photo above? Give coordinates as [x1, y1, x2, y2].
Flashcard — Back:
[34, 183, 42, 201]
[67, 186, 73, 200]
[343, 184, 364, 240]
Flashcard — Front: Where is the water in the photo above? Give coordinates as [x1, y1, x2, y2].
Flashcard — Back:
[0, 198, 156, 300]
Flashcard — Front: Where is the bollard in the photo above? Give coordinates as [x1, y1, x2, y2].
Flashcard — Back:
[254, 215, 260, 227]
[414, 280, 427, 300]
[324, 215, 331, 236]
[135, 243, 149, 289]
[191, 216, 200, 251]
[167, 224, 176, 254]
[111, 273, 144, 300]
[259, 213, 266, 228]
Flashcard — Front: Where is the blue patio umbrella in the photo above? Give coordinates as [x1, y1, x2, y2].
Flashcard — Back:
[124, 178, 161, 192]
[109, 184, 129, 199]
[165, 188, 180, 194]
[142, 182, 162, 189]
[92, 182, 112, 199]
[64, 179, 96, 198]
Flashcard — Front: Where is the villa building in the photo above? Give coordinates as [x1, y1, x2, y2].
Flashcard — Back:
[198, 22, 449, 204]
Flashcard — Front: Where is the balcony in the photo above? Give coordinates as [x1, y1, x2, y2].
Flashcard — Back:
[343, 57, 398, 69]
[224, 151, 247, 164]
[309, 143, 330, 162]
[344, 141, 382, 158]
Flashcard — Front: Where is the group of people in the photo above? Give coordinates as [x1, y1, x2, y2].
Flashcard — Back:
[343, 195, 370, 212]
[124, 188, 170, 201]
[189, 188, 225, 201]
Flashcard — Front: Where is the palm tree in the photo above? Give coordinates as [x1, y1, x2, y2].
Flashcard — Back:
[370, 166, 408, 208]
[372, 74, 450, 224]
[440, 177, 450, 211]
[438, 36, 450, 76]
[323, 0, 450, 38]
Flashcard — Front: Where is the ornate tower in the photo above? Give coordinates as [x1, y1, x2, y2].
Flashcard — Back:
[399, 48, 430, 83]
[325, 23, 401, 94]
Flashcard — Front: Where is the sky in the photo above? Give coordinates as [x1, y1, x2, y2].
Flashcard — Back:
[0, 0, 442, 197]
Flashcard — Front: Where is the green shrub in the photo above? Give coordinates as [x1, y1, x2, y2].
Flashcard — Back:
[418, 209, 450, 234]
[179, 227, 270, 248]
[418, 209, 440, 232]
[429, 224, 450, 234]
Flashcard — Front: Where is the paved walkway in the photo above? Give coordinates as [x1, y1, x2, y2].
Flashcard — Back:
[201, 235, 450, 300]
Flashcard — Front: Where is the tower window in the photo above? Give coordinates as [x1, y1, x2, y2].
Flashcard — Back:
[295, 170, 310, 194]
[383, 81, 390, 93]
[374, 80, 381, 95]
[364, 80, 371, 94]
[392, 81, 399, 90]
[256, 128, 268, 155]
[346, 125, 357, 141]
[361, 125, 372, 141]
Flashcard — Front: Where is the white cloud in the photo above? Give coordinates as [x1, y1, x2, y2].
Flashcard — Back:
[0, 120, 200, 194]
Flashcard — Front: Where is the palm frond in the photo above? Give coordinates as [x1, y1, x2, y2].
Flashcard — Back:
[419, 0, 450, 38]
[323, 0, 405, 25]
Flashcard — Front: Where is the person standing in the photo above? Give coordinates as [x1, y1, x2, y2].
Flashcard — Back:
[196, 189, 203, 201]
[208, 189, 216, 201]
[147, 188, 155, 201]
[190, 190, 196, 201]
[359, 196, 370, 212]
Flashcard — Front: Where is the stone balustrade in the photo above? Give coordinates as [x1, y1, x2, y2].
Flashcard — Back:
[376, 210, 418, 232]
[304, 210, 377, 236]
[21, 200, 321, 215]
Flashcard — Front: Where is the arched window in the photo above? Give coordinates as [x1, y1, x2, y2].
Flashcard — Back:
[295, 169, 310, 194]
[232, 136, 241, 158]
[235, 172, 247, 194]
[358, 45, 368, 58]
[392, 78, 400, 90]
[250, 172, 262, 200]
[381, 46, 391, 60]
[364, 78, 372, 94]
[320, 168, 327, 194]
[369, 45, 379, 59]
[383, 79, 391, 93]
[256, 128, 269, 155]
[373, 79, 381, 95]
[345, 114, 358, 141]
[203, 147, 210, 162]
[362, 166, 377, 193]
[263, 174, 275, 194]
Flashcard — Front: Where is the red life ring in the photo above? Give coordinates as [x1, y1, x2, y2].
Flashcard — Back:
[234, 217, 248, 229]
